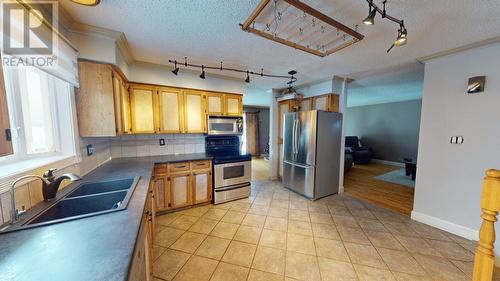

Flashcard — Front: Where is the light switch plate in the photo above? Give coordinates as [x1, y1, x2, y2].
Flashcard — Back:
[86, 144, 94, 156]
[159, 138, 165, 146]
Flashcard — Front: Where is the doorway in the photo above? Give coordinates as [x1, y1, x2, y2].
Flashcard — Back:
[243, 106, 270, 181]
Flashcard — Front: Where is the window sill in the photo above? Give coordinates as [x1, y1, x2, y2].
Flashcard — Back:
[0, 155, 79, 193]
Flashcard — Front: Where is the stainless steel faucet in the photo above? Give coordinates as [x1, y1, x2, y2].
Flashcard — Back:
[10, 168, 81, 224]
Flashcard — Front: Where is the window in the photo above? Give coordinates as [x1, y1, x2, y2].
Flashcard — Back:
[0, 66, 76, 165]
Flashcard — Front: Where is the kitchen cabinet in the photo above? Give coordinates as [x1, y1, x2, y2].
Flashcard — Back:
[300, 98, 312, 111]
[113, 72, 131, 134]
[207, 92, 224, 115]
[312, 94, 340, 112]
[207, 92, 243, 116]
[128, 185, 154, 281]
[157, 87, 183, 133]
[224, 94, 243, 116]
[153, 160, 212, 213]
[75, 61, 117, 137]
[169, 172, 192, 208]
[183, 90, 206, 133]
[130, 84, 157, 134]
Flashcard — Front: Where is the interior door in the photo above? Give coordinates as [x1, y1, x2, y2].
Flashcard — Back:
[158, 87, 183, 133]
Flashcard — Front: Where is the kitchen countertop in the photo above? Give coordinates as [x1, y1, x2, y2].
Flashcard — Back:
[0, 153, 212, 281]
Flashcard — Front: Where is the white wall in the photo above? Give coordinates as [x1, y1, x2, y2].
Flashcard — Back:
[412, 43, 500, 245]
[244, 87, 272, 107]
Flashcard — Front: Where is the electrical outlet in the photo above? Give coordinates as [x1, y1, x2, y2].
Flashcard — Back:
[86, 144, 94, 156]
[159, 138, 165, 146]
[450, 136, 464, 144]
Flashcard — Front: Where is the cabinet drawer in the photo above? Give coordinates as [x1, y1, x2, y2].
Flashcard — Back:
[154, 164, 168, 175]
[169, 162, 190, 173]
[191, 160, 210, 170]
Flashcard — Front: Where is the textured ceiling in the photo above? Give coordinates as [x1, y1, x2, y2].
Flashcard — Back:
[60, 0, 500, 89]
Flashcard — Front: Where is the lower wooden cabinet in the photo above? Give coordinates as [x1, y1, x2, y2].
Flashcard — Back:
[129, 185, 154, 281]
[170, 172, 192, 208]
[152, 160, 212, 213]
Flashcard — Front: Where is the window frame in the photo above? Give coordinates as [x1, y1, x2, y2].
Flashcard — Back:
[0, 66, 77, 165]
[0, 62, 13, 157]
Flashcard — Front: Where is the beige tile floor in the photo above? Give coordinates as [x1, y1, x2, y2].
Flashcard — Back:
[152, 180, 493, 281]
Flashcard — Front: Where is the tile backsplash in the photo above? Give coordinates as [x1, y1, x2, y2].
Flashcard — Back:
[0, 134, 206, 226]
[110, 134, 205, 158]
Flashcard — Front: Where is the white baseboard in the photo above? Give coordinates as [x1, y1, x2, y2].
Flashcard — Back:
[372, 159, 405, 168]
[411, 211, 478, 241]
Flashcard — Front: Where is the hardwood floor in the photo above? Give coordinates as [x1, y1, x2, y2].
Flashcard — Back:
[251, 157, 269, 181]
[344, 163, 415, 215]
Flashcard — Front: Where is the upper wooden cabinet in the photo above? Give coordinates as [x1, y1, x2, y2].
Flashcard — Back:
[75, 61, 242, 136]
[312, 94, 340, 112]
[206, 92, 224, 116]
[206, 92, 243, 116]
[299, 98, 312, 111]
[113, 73, 131, 134]
[183, 90, 206, 133]
[225, 94, 243, 116]
[130, 84, 157, 134]
[157, 87, 183, 133]
[76, 61, 116, 137]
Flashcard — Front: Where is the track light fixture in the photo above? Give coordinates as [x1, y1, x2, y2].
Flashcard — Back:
[200, 65, 206, 79]
[171, 60, 179, 75]
[363, 1, 376, 25]
[168, 58, 297, 84]
[361, 0, 408, 53]
[245, 71, 250, 83]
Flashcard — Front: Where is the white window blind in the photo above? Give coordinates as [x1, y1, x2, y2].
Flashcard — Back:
[1, 1, 79, 87]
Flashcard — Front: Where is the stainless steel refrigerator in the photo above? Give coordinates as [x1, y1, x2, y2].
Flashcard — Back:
[282, 110, 343, 200]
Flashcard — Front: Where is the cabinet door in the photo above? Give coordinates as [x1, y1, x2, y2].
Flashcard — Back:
[130, 84, 156, 134]
[225, 94, 242, 116]
[153, 177, 170, 211]
[76, 61, 117, 137]
[158, 87, 183, 133]
[169, 173, 192, 208]
[192, 170, 212, 204]
[313, 95, 329, 111]
[112, 72, 131, 134]
[183, 90, 206, 133]
[300, 98, 312, 111]
[120, 81, 131, 133]
[207, 93, 224, 116]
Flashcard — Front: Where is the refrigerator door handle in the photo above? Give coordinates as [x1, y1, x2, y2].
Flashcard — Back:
[294, 118, 299, 155]
[284, 160, 311, 169]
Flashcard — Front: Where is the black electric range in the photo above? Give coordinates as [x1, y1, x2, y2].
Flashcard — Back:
[206, 136, 251, 204]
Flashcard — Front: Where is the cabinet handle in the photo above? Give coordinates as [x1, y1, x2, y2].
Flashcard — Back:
[175, 165, 186, 168]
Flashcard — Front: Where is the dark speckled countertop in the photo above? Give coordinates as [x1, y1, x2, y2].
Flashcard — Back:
[0, 153, 212, 281]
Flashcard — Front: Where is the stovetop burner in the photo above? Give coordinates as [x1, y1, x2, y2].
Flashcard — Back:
[206, 135, 251, 164]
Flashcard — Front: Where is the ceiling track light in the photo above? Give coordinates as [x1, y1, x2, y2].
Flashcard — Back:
[245, 71, 250, 83]
[361, 0, 408, 53]
[200, 65, 206, 79]
[167, 58, 297, 84]
[362, 1, 376, 25]
[171, 60, 179, 75]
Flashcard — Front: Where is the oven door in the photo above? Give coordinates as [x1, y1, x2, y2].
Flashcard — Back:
[214, 161, 251, 188]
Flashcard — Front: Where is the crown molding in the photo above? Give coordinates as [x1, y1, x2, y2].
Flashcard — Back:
[115, 33, 134, 64]
[417, 36, 500, 63]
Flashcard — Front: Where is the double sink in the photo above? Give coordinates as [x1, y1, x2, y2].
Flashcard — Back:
[4, 177, 139, 232]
